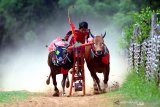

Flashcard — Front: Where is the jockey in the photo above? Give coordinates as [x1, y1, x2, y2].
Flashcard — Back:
[62, 21, 90, 74]
[63, 21, 90, 45]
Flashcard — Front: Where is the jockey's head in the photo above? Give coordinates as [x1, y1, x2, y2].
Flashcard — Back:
[79, 21, 88, 34]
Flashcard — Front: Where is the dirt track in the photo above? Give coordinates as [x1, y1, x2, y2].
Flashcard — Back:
[0, 66, 123, 107]
[0, 82, 120, 107]
[0, 93, 118, 107]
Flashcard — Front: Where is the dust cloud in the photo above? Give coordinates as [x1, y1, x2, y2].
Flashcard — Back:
[0, 20, 128, 94]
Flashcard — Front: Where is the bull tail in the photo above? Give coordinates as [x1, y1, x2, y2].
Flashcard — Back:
[46, 72, 51, 85]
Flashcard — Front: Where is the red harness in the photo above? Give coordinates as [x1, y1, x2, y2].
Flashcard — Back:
[102, 53, 110, 65]
[61, 68, 68, 74]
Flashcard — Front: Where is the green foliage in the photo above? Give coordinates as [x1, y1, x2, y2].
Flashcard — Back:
[59, 0, 137, 25]
[94, 2, 107, 13]
[70, 0, 95, 17]
[120, 68, 160, 102]
[120, 7, 160, 48]
[0, 91, 29, 103]
[105, 67, 160, 106]
[0, 0, 160, 49]
[134, 7, 152, 43]
[0, 0, 58, 48]
[119, 25, 134, 48]
[58, 0, 75, 8]
[0, 91, 40, 103]
[112, 12, 134, 28]
[156, 9, 160, 24]
[118, 0, 137, 13]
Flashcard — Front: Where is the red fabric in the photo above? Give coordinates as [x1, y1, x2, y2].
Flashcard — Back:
[68, 14, 76, 38]
[61, 67, 68, 74]
[69, 31, 89, 46]
[102, 54, 110, 65]
[68, 14, 77, 44]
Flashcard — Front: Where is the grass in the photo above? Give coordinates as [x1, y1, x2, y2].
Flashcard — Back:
[104, 68, 160, 106]
[0, 90, 40, 104]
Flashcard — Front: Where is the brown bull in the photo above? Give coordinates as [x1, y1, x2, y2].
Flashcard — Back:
[46, 45, 74, 96]
[85, 32, 110, 93]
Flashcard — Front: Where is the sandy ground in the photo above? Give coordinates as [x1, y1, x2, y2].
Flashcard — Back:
[0, 58, 127, 107]
[0, 88, 120, 107]
[0, 94, 115, 107]
[0, 80, 120, 107]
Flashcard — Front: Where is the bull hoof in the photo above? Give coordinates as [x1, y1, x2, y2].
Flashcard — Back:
[53, 92, 59, 96]
[46, 79, 50, 85]
[53, 90, 59, 96]
[93, 83, 98, 90]
[62, 93, 66, 96]
[66, 80, 70, 88]
[102, 89, 106, 93]
[93, 90, 100, 94]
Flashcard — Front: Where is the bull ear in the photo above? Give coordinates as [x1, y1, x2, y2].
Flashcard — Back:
[90, 32, 95, 38]
[102, 32, 106, 38]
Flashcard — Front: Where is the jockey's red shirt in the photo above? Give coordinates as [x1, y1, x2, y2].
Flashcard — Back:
[64, 30, 90, 46]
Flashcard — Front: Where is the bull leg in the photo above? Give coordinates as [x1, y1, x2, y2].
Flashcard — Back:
[66, 75, 70, 88]
[51, 73, 59, 96]
[93, 79, 98, 91]
[61, 74, 68, 96]
[90, 72, 102, 93]
[103, 64, 110, 92]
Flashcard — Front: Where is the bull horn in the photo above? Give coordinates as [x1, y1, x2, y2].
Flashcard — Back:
[90, 32, 95, 38]
[102, 32, 106, 38]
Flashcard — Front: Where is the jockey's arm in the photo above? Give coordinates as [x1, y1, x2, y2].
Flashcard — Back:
[63, 30, 72, 41]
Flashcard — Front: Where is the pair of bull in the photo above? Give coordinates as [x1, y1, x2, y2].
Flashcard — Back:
[46, 33, 110, 96]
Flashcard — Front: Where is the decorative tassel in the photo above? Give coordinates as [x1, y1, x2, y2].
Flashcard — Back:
[104, 46, 109, 55]
[91, 49, 94, 58]
[104, 47, 107, 54]
[52, 58, 56, 65]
